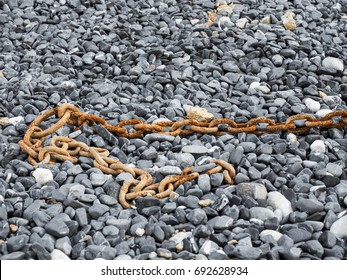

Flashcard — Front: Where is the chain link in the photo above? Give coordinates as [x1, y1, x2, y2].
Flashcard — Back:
[17, 104, 347, 208]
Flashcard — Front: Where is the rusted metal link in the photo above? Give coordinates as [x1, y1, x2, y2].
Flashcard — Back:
[18, 104, 347, 208]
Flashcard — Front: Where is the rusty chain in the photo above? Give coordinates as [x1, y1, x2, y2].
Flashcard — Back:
[16, 104, 347, 208]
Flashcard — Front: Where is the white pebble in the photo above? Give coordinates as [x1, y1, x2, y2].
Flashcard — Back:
[267, 191, 293, 220]
[330, 215, 347, 239]
[135, 228, 145, 237]
[169, 231, 192, 244]
[315, 109, 333, 118]
[304, 98, 320, 112]
[50, 249, 70, 260]
[344, 196, 347, 207]
[310, 140, 326, 154]
[32, 168, 54, 186]
[286, 133, 297, 144]
[236, 18, 248, 29]
[260, 230, 283, 241]
[322, 57, 344, 72]
[8, 116, 24, 125]
[249, 81, 261, 90]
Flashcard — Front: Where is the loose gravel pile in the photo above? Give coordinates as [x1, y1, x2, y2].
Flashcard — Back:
[1, 0, 347, 260]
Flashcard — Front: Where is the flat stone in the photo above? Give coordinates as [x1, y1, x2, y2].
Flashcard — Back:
[181, 145, 208, 157]
[296, 198, 324, 214]
[158, 166, 182, 175]
[286, 228, 312, 243]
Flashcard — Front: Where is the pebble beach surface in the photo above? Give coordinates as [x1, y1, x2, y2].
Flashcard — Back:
[1, 0, 347, 260]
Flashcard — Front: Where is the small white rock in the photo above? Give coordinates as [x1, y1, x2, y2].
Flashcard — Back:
[330, 215, 347, 239]
[305, 98, 320, 112]
[267, 191, 293, 220]
[344, 196, 347, 207]
[322, 57, 344, 72]
[260, 230, 283, 241]
[169, 231, 192, 244]
[310, 140, 326, 154]
[315, 109, 333, 118]
[286, 133, 297, 144]
[249, 81, 261, 90]
[236, 18, 248, 29]
[8, 116, 24, 125]
[50, 249, 70, 260]
[258, 85, 271, 94]
[135, 228, 145, 237]
[32, 168, 54, 186]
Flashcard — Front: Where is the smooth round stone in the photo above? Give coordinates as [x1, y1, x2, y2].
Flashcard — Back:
[318, 231, 337, 248]
[296, 198, 324, 214]
[181, 145, 208, 157]
[302, 240, 324, 258]
[310, 140, 325, 153]
[158, 166, 181, 175]
[175, 153, 195, 167]
[198, 174, 211, 193]
[322, 57, 344, 72]
[304, 98, 320, 112]
[286, 228, 312, 243]
[315, 109, 333, 118]
[32, 168, 54, 186]
[326, 163, 343, 177]
[249, 207, 275, 221]
[330, 215, 347, 239]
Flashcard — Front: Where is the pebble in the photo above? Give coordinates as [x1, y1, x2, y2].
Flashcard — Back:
[249, 207, 275, 221]
[181, 145, 208, 158]
[267, 192, 293, 220]
[310, 140, 326, 154]
[50, 249, 71, 260]
[32, 168, 53, 186]
[199, 240, 219, 256]
[322, 57, 344, 72]
[90, 173, 111, 186]
[296, 198, 324, 214]
[305, 98, 320, 112]
[330, 215, 347, 239]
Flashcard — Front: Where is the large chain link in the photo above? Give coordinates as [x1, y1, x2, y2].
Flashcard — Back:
[17, 104, 347, 208]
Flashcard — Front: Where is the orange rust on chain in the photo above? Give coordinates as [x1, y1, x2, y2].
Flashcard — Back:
[17, 104, 347, 208]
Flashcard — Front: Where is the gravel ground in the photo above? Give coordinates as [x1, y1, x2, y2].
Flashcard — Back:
[1, 0, 347, 260]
